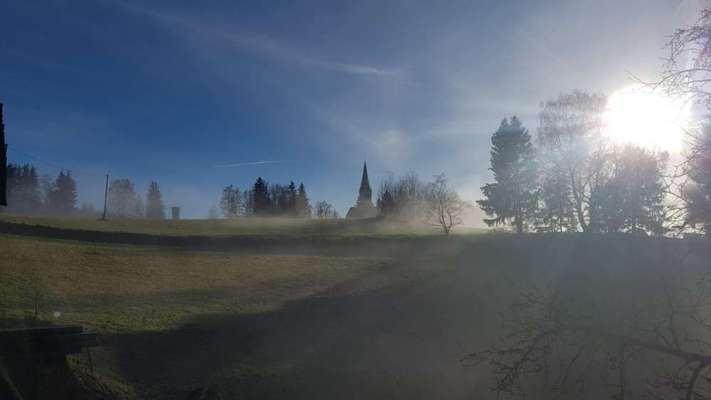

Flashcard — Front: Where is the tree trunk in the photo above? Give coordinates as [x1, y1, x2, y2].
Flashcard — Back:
[570, 172, 588, 232]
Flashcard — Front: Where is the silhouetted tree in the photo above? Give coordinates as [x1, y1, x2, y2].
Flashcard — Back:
[595, 145, 668, 235]
[376, 173, 427, 221]
[220, 185, 242, 218]
[6, 163, 42, 214]
[145, 181, 166, 219]
[315, 200, 338, 219]
[376, 188, 395, 217]
[287, 181, 297, 215]
[234, 179, 310, 217]
[48, 170, 77, 215]
[654, 8, 711, 109]
[252, 177, 270, 216]
[537, 90, 608, 232]
[425, 174, 468, 235]
[682, 123, 711, 233]
[478, 117, 538, 234]
[537, 165, 577, 232]
[295, 183, 311, 217]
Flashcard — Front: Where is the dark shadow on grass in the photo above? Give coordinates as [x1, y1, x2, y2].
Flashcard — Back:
[96, 234, 704, 400]
[101, 235, 531, 400]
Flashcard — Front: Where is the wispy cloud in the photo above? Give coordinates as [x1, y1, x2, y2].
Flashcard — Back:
[111, 0, 401, 79]
[213, 160, 296, 168]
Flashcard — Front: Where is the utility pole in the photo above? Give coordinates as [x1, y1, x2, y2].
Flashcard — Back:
[101, 173, 109, 220]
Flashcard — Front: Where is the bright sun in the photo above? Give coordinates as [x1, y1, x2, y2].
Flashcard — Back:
[603, 84, 691, 152]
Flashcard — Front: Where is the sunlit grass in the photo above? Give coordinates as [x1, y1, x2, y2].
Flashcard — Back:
[0, 234, 403, 332]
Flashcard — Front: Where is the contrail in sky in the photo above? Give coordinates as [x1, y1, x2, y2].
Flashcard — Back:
[213, 160, 296, 168]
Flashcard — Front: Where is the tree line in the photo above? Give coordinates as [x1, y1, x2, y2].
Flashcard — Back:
[219, 177, 312, 218]
[3, 164, 81, 216]
[2, 164, 167, 219]
[476, 10, 711, 399]
[477, 96, 671, 235]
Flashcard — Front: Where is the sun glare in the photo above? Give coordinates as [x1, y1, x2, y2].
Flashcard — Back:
[603, 85, 690, 152]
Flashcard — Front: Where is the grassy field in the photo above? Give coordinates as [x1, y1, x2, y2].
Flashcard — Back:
[0, 235, 407, 332]
[0, 216, 708, 400]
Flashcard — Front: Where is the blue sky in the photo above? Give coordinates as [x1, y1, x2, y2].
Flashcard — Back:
[0, 0, 701, 219]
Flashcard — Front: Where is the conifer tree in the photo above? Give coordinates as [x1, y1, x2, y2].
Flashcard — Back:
[296, 183, 311, 217]
[253, 177, 270, 216]
[478, 116, 538, 233]
[6, 163, 42, 214]
[48, 170, 77, 215]
[287, 181, 297, 215]
[594, 145, 667, 235]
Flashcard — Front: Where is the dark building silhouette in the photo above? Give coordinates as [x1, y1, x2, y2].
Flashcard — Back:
[0, 103, 6, 206]
[346, 162, 378, 219]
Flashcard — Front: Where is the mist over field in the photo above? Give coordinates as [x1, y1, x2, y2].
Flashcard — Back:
[4, 1, 711, 400]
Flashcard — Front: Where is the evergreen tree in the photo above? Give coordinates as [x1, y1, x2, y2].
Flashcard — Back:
[6, 163, 42, 214]
[48, 170, 77, 215]
[295, 183, 311, 217]
[477, 117, 539, 233]
[596, 145, 667, 235]
[145, 181, 166, 219]
[252, 177, 270, 215]
[287, 181, 297, 215]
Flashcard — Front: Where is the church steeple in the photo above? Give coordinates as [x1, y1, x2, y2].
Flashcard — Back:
[346, 161, 378, 219]
[358, 161, 372, 204]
